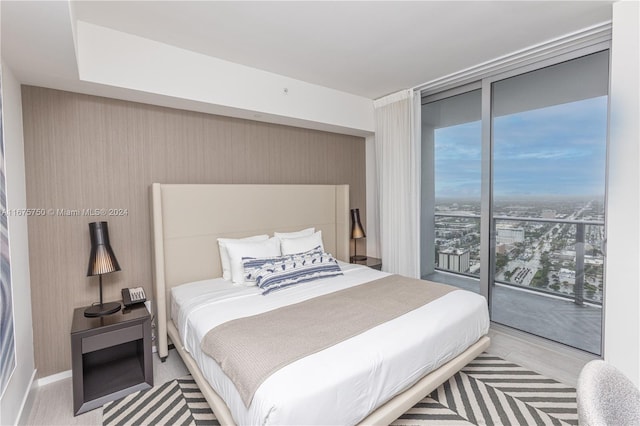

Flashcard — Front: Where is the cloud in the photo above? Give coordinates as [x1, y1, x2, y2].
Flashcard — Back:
[512, 151, 567, 160]
[431, 96, 607, 198]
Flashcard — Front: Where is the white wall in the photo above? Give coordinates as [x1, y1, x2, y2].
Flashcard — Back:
[75, 21, 374, 137]
[604, 0, 640, 386]
[0, 63, 36, 424]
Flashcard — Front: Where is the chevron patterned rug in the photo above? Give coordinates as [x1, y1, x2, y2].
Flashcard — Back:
[103, 354, 578, 425]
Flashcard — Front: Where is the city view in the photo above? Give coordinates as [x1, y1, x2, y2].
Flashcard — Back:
[435, 197, 605, 304]
[425, 52, 608, 353]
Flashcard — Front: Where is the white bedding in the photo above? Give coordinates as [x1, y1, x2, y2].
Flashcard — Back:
[171, 262, 490, 425]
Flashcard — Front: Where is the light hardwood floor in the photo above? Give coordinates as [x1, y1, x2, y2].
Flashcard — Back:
[20, 327, 597, 425]
[487, 324, 597, 387]
[21, 349, 189, 425]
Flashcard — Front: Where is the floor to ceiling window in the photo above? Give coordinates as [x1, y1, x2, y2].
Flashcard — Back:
[421, 88, 481, 291]
[421, 49, 609, 355]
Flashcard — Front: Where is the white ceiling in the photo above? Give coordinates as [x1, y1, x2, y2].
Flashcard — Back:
[1, 1, 614, 101]
[69, 1, 614, 99]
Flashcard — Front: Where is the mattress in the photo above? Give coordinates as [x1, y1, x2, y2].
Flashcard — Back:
[171, 262, 490, 425]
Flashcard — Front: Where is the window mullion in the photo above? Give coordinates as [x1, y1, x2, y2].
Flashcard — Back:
[479, 79, 494, 305]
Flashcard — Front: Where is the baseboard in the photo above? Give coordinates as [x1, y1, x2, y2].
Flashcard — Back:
[35, 369, 72, 387]
[16, 369, 37, 425]
[33, 345, 160, 389]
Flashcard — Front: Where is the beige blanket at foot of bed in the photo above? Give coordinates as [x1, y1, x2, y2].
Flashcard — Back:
[201, 274, 457, 406]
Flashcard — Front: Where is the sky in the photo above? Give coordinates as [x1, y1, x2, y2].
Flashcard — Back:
[434, 96, 608, 201]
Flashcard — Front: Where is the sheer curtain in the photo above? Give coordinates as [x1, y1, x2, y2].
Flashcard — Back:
[374, 89, 421, 277]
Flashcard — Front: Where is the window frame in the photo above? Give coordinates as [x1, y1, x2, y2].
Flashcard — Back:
[421, 41, 611, 355]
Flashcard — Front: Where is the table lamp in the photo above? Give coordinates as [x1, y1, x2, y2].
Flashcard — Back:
[350, 208, 367, 262]
[84, 221, 122, 317]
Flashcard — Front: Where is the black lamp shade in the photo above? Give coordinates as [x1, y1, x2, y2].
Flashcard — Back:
[350, 208, 367, 262]
[87, 222, 120, 276]
[85, 222, 121, 317]
[350, 208, 366, 240]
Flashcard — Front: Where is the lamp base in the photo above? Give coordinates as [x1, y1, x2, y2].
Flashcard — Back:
[351, 255, 368, 262]
[84, 301, 121, 318]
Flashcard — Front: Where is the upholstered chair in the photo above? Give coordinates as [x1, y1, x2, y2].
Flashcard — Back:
[577, 360, 640, 425]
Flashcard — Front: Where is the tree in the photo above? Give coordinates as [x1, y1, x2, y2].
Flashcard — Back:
[495, 253, 509, 271]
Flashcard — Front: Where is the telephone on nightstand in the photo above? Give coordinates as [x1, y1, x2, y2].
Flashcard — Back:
[122, 287, 146, 307]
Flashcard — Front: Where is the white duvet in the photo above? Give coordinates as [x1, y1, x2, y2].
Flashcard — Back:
[171, 262, 489, 425]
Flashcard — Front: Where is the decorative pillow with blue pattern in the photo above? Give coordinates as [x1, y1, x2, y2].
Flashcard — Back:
[242, 247, 343, 295]
[241, 249, 318, 284]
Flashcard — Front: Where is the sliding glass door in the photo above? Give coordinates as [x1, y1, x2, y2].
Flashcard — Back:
[421, 49, 609, 355]
[490, 51, 609, 354]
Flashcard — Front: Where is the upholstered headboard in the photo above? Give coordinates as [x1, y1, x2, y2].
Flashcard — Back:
[150, 184, 350, 359]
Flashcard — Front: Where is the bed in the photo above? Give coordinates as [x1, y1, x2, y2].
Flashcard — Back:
[150, 183, 490, 425]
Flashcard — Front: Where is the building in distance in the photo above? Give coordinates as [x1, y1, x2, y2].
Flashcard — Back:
[496, 225, 525, 245]
[438, 248, 470, 273]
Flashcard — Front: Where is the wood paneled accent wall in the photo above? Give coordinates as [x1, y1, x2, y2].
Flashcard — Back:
[21, 86, 366, 377]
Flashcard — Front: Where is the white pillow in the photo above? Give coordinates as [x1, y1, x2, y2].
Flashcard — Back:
[273, 227, 315, 240]
[226, 237, 281, 285]
[280, 231, 324, 255]
[218, 234, 269, 280]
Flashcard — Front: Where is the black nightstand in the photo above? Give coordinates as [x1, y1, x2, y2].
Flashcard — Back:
[353, 257, 382, 271]
[71, 304, 153, 415]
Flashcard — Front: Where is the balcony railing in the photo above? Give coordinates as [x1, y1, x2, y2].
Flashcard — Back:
[434, 213, 605, 306]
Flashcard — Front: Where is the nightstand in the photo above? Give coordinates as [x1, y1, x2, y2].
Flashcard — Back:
[71, 304, 153, 415]
[353, 257, 382, 271]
